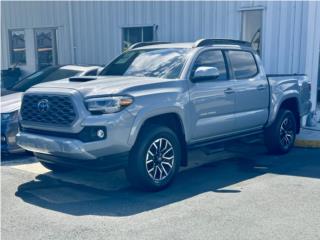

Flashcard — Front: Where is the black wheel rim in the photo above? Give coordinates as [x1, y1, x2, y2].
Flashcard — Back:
[280, 117, 295, 148]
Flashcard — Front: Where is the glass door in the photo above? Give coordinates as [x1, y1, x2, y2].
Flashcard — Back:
[35, 29, 57, 70]
[241, 10, 263, 56]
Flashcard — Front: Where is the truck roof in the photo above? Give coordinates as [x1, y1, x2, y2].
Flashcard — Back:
[131, 39, 253, 50]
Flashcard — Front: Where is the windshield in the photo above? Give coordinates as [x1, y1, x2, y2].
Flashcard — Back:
[99, 48, 190, 79]
[12, 67, 82, 92]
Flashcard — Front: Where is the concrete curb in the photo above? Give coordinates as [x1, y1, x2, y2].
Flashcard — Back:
[294, 127, 320, 148]
[294, 139, 320, 148]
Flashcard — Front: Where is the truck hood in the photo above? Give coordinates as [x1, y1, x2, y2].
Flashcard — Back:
[0, 92, 23, 113]
[32, 76, 180, 97]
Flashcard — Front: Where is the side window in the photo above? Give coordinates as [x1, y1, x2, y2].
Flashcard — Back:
[42, 69, 81, 82]
[191, 50, 228, 80]
[84, 69, 98, 76]
[228, 51, 258, 79]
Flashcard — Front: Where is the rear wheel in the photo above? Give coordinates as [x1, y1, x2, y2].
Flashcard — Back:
[264, 109, 297, 154]
[126, 125, 181, 191]
[39, 160, 73, 172]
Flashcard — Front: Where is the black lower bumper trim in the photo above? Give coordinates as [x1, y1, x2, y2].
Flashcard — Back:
[34, 152, 129, 171]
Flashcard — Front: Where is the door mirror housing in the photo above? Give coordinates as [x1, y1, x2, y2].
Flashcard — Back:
[192, 66, 220, 82]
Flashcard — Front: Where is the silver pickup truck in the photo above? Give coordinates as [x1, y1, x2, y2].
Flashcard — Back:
[16, 39, 311, 191]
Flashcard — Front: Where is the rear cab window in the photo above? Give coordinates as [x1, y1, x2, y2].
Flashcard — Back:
[227, 50, 258, 79]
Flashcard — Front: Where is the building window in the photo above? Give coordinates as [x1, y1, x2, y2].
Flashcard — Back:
[241, 10, 263, 55]
[9, 30, 26, 65]
[122, 26, 154, 51]
[35, 29, 57, 70]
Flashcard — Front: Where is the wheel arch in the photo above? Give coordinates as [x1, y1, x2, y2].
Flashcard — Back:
[277, 97, 301, 133]
[129, 111, 188, 166]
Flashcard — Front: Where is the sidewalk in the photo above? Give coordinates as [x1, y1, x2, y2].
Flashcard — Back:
[295, 123, 320, 148]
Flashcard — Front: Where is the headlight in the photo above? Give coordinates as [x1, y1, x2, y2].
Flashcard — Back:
[85, 95, 133, 114]
[1, 111, 18, 121]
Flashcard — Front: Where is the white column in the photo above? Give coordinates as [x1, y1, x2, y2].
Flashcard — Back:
[305, 1, 320, 112]
[68, 1, 76, 64]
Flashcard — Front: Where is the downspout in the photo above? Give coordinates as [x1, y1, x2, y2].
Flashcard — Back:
[68, 1, 76, 64]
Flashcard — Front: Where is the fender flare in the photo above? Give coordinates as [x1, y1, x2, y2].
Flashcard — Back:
[127, 106, 188, 146]
[267, 92, 300, 127]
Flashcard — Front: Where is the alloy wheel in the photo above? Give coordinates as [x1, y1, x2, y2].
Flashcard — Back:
[280, 117, 295, 148]
[145, 138, 175, 182]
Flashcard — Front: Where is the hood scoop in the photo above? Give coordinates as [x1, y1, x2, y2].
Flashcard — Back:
[69, 76, 97, 82]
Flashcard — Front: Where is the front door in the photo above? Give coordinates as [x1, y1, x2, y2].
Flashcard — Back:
[188, 50, 236, 142]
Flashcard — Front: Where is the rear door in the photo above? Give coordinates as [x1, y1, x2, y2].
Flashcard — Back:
[188, 50, 236, 141]
[226, 50, 269, 132]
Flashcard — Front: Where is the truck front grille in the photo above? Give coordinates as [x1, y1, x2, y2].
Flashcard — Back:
[21, 94, 76, 126]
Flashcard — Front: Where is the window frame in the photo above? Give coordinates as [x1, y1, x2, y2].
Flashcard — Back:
[189, 49, 230, 81]
[226, 49, 260, 80]
[240, 8, 264, 57]
[34, 28, 58, 70]
[121, 25, 155, 51]
[9, 29, 27, 65]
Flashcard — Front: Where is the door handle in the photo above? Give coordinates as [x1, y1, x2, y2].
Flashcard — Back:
[257, 84, 267, 90]
[224, 88, 235, 94]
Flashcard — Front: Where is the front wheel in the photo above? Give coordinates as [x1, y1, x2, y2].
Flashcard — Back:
[264, 109, 297, 154]
[126, 125, 181, 191]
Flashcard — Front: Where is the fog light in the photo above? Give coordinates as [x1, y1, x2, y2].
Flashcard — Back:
[97, 129, 105, 139]
[1, 135, 6, 143]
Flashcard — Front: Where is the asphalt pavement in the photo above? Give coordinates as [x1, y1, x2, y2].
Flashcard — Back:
[1, 143, 320, 240]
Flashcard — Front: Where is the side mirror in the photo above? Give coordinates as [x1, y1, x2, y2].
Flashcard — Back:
[192, 66, 220, 82]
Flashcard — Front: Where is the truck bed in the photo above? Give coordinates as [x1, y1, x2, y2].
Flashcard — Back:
[267, 73, 311, 119]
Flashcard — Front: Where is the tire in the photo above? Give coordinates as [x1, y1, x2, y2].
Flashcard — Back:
[126, 124, 181, 191]
[39, 160, 73, 172]
[264, 109, 297, 154]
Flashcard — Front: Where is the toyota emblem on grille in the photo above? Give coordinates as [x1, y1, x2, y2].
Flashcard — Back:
[37, 99, 49, 113]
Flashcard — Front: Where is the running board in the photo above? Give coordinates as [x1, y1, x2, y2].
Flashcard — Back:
[188, 130, 264, 151]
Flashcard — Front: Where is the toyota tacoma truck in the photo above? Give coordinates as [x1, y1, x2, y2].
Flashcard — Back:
[16, 39, 311, 191]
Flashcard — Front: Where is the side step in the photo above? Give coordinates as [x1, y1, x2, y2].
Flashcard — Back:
[202, 147, 225, 156]
[189, 130, 264, 155]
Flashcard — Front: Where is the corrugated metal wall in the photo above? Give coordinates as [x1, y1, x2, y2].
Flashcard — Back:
[1, 1, 319, 106]
[1, 1, 73, 73]
[70, 1, 243, 65]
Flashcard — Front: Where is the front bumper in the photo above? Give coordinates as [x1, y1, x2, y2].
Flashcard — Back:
[16, 131, 99, 159]
[17, 89, 136, 164]
[16, 126, 132, 160]
[17, 108, 135, 162]
[1, 119, 23, 154]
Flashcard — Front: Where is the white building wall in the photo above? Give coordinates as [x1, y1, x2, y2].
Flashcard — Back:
[304, 1, 320, 111]
[70, 1, 242, 65]
[1, 1, 319, 109]
[1, 1, 72, 73]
